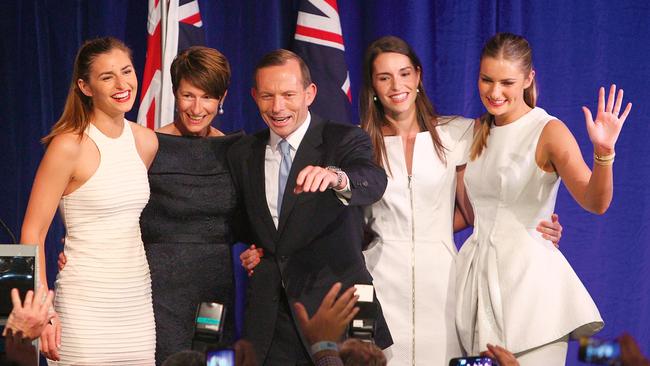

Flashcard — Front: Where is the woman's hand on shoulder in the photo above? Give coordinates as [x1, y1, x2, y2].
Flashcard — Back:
[130, 122, 158, 168]
[583, 84, 632, 154]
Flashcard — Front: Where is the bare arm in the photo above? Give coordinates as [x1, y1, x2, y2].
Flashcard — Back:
[453, 165, 474, 232]
[541, 85, 631, 214]
[20, 134, 78, 361]
[20, 134, 80, 288]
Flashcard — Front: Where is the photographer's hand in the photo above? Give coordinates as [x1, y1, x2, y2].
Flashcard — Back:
[620, 333, 650, 366]
[293, 282, 359, 344]
[481, 344, 520, 366]
[4, 287, 54, 340]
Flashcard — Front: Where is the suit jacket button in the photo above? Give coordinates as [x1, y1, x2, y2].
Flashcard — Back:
[362, 181, 368, 187]
[272, 295, 278, 302]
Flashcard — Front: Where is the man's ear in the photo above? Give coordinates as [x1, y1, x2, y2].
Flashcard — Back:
[305, 83, 317, 107]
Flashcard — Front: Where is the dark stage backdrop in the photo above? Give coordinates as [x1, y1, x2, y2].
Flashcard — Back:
[1, 1, 649, 363]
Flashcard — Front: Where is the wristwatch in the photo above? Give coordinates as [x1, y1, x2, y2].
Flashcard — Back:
[325, 166, 344, 189]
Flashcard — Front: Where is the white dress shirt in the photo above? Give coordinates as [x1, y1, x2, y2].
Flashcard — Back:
[264, 112, 350, 228]
[265, 114, 312, 228]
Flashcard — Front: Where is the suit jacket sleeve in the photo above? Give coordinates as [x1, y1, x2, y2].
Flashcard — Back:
[330, 125, 387, 207]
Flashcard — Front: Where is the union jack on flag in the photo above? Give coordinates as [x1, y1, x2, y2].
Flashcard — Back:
[138, 0, 205, 129]
[293, 0, 352, 124]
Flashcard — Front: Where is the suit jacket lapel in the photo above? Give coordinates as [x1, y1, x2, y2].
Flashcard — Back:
[277, 116, 325, 234]
[248, 131, 278, 242]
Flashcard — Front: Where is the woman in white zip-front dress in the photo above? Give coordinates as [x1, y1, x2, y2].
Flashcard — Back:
[359, 36, 563, 366]
[455, 32, 632, 365]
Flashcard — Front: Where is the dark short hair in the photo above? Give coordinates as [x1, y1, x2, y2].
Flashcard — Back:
[171, 46, 230, 98]
[252, 49, 312, 89]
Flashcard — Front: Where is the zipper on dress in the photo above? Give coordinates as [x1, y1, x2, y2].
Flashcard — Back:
[408, 174, 416, 366]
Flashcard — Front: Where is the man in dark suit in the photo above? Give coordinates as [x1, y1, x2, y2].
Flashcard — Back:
[228, 49, 391, 365]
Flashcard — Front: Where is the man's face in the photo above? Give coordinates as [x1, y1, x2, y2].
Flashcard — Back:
[252, 59, 316, 138]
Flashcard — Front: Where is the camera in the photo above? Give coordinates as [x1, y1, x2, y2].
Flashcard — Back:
[449, 356, 496, 366]
[192, 302, 227, 353]
[578, 336, 621, 365]
[348, 284, 376, 342]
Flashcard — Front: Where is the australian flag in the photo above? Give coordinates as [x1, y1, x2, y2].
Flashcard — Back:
[293, 0, 352, 124]
[138, 0, 205, 129]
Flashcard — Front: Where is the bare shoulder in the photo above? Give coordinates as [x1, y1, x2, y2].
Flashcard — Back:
[130, 121, 158, 150]
[541, 119, 574, 143]
[130, 121, 156, 140]
[539, 118, 582, 161]
[129, 121, 158, 166]
[46, 132, 83, 160]
[156, 123, 176, 135]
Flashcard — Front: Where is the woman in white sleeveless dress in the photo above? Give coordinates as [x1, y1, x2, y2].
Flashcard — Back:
[456, 33, 632, 365]
[20, 37, 158, 364]
[358, 36, 563, 366]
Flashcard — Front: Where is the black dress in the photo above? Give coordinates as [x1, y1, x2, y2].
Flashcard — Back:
[140, 132, 242, 365]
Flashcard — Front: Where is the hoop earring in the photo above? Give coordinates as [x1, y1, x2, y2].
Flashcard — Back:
[218, 103, 224, 115]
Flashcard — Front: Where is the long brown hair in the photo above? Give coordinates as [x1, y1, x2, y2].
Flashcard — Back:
[42, 37, 132, 145]
[360, 36, 446, 174]
[470, 33, 537, 160]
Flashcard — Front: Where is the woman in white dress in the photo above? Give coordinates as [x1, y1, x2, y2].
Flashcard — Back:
[20, 37, 158, 364]
[456, 32, 632, 365]
[359, 36, 562, 366]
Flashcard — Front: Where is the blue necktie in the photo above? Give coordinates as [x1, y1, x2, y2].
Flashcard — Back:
[277, 139, 292, 215]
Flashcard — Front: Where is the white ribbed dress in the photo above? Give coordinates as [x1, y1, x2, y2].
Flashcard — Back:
[54, 120, 155, 365]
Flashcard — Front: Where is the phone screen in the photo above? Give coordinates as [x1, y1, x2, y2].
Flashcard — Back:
[206, 347, 235, 366]
[449, 356, 495, 366]
[578, 337, 621, 364]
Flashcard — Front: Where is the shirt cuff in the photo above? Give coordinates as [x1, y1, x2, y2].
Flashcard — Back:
[333, 171, 351, 205]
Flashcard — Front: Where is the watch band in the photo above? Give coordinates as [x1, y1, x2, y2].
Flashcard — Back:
[325, 166, 343, 189]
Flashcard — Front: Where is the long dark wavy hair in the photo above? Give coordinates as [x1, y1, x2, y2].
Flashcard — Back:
[360, 36, 447, 174]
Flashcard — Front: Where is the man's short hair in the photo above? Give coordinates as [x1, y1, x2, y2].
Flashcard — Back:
[252, 49, 312, 89]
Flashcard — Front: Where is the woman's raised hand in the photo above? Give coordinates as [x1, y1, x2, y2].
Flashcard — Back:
[582, 84, 632, 153]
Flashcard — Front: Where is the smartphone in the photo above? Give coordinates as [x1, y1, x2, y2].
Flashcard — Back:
[449, 356, 496, 366]
[206, 347, 235, 366]
[578, 337, 621, 365]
